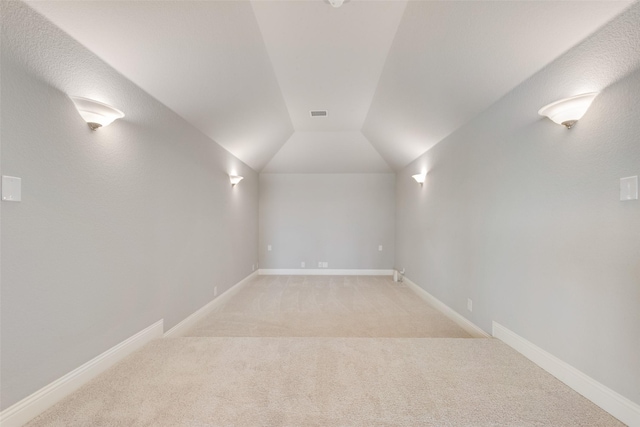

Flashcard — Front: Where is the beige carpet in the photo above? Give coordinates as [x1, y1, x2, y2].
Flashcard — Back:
[186, 275, 471, 338]
[25, 276, 624, 426]
[27, 338, 622, 426]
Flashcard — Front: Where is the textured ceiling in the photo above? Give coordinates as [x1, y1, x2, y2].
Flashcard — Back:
[27, 0, 632, 173]
[362, 0, 633, 170]
[252, 0, 407, 132]
[263, 131, 391, 173]
[25, 0, 293, 171]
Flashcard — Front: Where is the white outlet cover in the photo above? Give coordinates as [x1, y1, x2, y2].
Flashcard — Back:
[267, 245, 272, 251]
[2, 176, 21, 202]
[467, 298, 473, 312]
[323, 262, 329, 268]
[620, 176, 638, 201]
[301, 262, 305, 268]
[214, 286, 218, 297]
[378, 245, 383, 251]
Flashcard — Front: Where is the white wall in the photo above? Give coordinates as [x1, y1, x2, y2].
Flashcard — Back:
[395, 3, 640, 406]
[0, 2, 258, 410]
[259, 174, 395, 270]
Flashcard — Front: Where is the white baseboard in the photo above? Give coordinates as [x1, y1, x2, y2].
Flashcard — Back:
[0, 320, 163, 427]
[258, 269, 393, 276]
[164, 271, 258, 338]
[403, 276, 490, 338]
[493, 321, 640, 427]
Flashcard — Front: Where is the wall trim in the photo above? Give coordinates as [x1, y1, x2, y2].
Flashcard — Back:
[258, 269, 393, 276]
[0, 320, 163, 427]
[492, 321, 640, 426]
[164, 271, 259, 338]
[403, 276, 490, 338]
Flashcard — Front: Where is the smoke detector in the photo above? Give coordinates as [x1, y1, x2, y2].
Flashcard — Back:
[310, 110, 328, 117]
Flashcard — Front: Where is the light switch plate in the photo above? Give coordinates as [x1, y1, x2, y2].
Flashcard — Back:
[2, 176, 21, 202]
[620, 176, 638, 201]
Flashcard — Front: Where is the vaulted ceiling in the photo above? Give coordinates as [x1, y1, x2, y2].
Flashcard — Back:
[27, 0, 631, 173]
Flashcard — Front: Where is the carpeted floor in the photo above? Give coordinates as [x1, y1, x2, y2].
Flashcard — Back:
[25, 275, 625, 426]
[186, 275, 471, 338]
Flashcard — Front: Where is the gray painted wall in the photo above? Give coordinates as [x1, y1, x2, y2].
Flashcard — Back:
[395, 4, 640, 405]
[1, 2, 258, 409]
[260, 174, 395, 270]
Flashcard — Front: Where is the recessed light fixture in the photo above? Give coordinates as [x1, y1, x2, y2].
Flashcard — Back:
[538, 92, 598, 129]
[229, 175, 244, 187]
[70, 96, 124, 131]
[412, 172, 427, 186]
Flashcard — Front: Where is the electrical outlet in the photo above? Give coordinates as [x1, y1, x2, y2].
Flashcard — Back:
[318, 262, 322, 268]
[467, 298, 473, 312]
[267, 245, 272, 251]
[378, 245, 383, 251]
[252, 264, 255, 271]
[214, 286, 218, 297]
[301, 261, 305, 268]
[323, 262, 329, 268]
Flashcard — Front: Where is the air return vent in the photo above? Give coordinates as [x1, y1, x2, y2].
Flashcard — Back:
[310, 110, 328, 117]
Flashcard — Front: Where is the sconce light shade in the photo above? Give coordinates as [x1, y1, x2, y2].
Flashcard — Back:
[70, 96, 124, 131]
[229, 175, 244, 187]
[412, 172, 427, 186]
[328, 0, 344, 7]
[538, 92, 598, 129]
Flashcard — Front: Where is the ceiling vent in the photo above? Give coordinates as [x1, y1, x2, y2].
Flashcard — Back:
[310, 110, 328, 117]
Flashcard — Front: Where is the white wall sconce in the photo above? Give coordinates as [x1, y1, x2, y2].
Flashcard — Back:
[229, 175, 244, 187]
[70, 96, 125, 131]
[328, 0, 344, 8]
[538, 92, 598, 129]
[412, 172, 427, 186]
